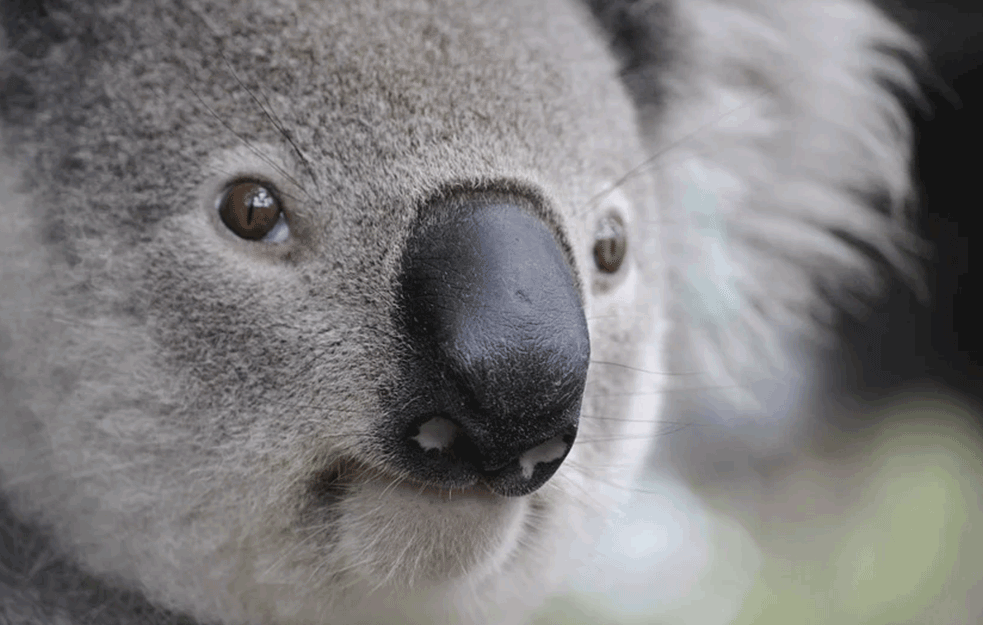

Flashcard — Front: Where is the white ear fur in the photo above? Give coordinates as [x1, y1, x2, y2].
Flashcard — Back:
[656, 0, 924, 407]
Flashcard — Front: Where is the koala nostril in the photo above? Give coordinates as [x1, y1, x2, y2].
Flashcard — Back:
[403, 415, 578, 497]
[410, 416, 460, 452]
[518, 434, 569, 479]
[390, 192, 589, 497]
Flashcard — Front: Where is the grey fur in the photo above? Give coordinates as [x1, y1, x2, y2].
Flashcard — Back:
[0, 1, 920, 623]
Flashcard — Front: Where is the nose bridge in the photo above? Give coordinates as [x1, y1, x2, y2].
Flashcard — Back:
[409, 198, 587, 368]
[391, 192, 590, 497]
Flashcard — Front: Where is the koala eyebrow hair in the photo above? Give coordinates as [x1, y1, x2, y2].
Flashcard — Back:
[218, 58, 323, 203]
[162, 3, 322, 204]
[182, 80, 314, 202]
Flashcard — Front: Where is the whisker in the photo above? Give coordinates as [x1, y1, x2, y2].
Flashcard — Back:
[219, 57, 322, 203]
[572, 81, 791, 220]
[588, 359, 695, 376]
[184, 83, 311, 193]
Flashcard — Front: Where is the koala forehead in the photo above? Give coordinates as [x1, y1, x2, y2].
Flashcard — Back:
[32, 0, 646, 252]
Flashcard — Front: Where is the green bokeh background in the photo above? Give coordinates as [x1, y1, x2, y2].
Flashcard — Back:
[535, 393, 983, 625]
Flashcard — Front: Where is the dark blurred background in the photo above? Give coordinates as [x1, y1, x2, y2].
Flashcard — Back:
[847, 0, 982, 404]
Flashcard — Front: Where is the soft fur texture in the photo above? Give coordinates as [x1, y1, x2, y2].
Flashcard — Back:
[0, 1, 919, 624]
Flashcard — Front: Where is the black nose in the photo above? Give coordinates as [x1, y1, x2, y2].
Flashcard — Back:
[390, 194, 589, 497]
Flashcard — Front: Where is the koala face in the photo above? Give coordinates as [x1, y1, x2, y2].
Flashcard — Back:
[0, 0, 918, 623]
[0, 1, 666, 622]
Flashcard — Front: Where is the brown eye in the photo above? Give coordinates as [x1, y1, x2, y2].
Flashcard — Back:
[593, 214, 627, 273]
[218, 181, 283, 240]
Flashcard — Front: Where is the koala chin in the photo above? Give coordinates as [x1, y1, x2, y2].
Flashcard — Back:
[0, 0, 920, 624]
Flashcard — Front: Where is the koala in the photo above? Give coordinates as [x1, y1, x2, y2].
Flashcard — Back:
[0, 0, 921, 624]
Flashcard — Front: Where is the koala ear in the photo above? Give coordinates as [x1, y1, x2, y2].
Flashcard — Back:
[593, 0, 927, 407]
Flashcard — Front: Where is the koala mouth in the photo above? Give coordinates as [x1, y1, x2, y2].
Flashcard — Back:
[309, 459, 498, 506]
[393, 478, 498, 500]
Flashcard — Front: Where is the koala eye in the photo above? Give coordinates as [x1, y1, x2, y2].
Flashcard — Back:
[218, 181, 288, 241]
[593, 214, 627, 273]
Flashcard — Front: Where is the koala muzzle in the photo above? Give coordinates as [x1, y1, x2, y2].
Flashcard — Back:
[393, 195, 590, 497]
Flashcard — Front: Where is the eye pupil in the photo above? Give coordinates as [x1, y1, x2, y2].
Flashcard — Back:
[219, 182, 282, 239]
[594, 215, 626, 273]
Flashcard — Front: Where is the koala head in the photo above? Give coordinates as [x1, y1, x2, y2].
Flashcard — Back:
[0, 0, 918, 624]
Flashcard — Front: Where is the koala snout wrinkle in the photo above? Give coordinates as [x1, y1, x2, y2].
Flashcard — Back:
[393, 196, 590, 497]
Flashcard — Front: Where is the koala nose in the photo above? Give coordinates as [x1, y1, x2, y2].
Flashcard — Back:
[393, 195, 589, 497]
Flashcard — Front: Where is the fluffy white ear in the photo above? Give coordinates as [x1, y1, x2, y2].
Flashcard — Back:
[649, 0, 925, 407]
